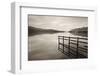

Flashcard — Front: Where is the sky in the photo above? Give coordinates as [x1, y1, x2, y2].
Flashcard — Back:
[28, 15, 88, 31]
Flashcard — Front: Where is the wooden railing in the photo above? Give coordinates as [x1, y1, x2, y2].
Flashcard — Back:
[58, 36, 88, 58]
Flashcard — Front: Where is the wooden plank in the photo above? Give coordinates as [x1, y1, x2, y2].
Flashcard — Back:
[58, 36, 87, 40]
[70, 39, 77, 42]
[78, 49, 87, 53]
[78, 37, 88, 40]
[70, 46, 76, 49]
[79, 40, 88, 44]
[70, 42, 77, 45]
[78, 46, 88, 50]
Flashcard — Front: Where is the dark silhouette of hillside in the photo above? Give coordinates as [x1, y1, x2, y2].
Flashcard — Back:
[28, 26, 65, 36]
[69, 27, 88, 37]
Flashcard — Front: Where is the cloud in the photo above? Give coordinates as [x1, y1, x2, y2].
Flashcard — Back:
[28, 15, 88, 31]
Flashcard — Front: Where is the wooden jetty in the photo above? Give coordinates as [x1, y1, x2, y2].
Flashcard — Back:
[58, 36, 88, 58]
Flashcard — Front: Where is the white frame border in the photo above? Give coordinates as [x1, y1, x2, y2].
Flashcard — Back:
[11, 2, 97, 74]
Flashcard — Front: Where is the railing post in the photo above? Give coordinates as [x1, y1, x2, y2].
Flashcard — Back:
[58, 36, 60, 50]
[76, 37, 79, 58]
[68, 37, 70, 57]
[63, 36, 64, 53]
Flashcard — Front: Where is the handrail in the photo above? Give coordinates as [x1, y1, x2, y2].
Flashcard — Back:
[58, 36, 88, 40]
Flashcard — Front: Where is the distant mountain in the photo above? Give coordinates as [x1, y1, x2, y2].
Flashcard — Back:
[69, 27, 88, 37]
[28, 26, 65, 36]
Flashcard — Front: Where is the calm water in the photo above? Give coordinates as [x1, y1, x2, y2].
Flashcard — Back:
[28, 32, 87, 60]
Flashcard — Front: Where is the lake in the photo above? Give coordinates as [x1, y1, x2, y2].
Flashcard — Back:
[28, 32, 87, 60]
